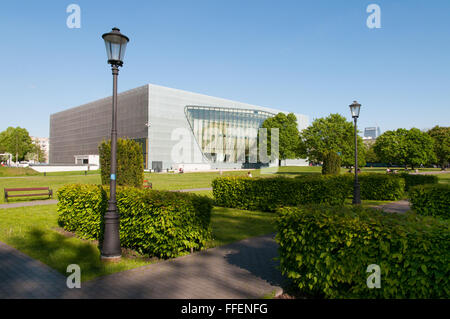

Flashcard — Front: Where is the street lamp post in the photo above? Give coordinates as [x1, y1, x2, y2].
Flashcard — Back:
[101, 27, 129, 260]
[349, 101, 361, 205]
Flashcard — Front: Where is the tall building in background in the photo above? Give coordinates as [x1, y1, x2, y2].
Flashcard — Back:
[49, 84, 309, 170]
[31, 136, 49, 163]
[364, 127, 381, 140]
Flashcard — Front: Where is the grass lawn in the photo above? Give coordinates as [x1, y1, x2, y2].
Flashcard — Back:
[2, 165, 445, 204]
[0, 204, 275, 281]
[0, 174, 101, 204]
[438, 173, 450, 184]
[0, 166, 40, 177]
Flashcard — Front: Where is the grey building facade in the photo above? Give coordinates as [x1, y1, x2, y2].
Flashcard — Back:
[50, 84, 309, 170]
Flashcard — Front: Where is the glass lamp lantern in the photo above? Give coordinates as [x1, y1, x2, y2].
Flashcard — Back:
[102, 27, 129, 67]
[349, 100, 361, 118]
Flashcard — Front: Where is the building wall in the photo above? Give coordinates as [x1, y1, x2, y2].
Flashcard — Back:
[147, 84, 309, 169]
[49, 85, 148, 164]
[49, 83, 309, 169]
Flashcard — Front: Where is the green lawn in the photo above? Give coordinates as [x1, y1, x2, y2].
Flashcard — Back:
[438, 173, 450, 184]
[2, 165, 446, 204]
[0, 204, 275, 281]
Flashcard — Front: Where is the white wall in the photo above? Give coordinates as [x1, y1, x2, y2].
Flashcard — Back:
[30, 165, 99, 173]
[147, 84, 309, 169]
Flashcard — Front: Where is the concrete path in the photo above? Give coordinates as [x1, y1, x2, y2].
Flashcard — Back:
[0, 242, 68, 298]
[373, 200, 411, 213]
[0, 199, 58, 209]
[0, 234, 286, 299]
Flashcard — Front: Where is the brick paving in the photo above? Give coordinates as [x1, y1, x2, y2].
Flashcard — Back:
[0, 242, 68, 298]
[0, 234, 286, 299]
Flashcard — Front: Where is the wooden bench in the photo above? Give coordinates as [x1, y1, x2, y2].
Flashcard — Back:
[4, 187, 53, 202]
[143, 180, 153, 189]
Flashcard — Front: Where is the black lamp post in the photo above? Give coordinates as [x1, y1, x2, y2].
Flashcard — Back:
[349, 101, 361, 205]
[101, 27, 129, 260]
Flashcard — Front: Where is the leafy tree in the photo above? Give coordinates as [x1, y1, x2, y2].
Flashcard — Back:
[405, 128, 436, 169]
[300, 113, 366, 167]
[0, 127, 33, 162]
[364, 142, 379, 163]
[25, 141, 46, 163]
[374, 128, 436, 169]
[427, 126, 450, 170]
[260, 113, 301, 166]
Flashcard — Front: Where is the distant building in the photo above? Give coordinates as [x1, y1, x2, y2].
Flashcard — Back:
[363, 127, 381, 140]
[49, 84, 309, 170]
[31, 136, 49, 163]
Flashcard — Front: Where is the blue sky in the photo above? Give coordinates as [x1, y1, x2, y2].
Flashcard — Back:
[1, 0, 449, 137]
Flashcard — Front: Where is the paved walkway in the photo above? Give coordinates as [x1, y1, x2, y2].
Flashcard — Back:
[0, 199, 58, 209]
[373, 200, 411, 213]
[0, 234, 286, 299]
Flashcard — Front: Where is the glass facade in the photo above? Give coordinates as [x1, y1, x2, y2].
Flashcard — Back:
[185, 106, 275, 163]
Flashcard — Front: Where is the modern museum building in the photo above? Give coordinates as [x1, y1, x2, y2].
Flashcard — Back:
[49, 84, 309, 171]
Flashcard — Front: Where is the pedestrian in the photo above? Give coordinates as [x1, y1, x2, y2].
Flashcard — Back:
[247, 171, 252, 178]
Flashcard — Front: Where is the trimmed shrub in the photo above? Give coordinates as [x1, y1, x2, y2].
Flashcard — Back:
[57, 184, 213, 258]
[409, 184, 450, 219]
[276, 205, 450, 298]
[57, 184, 107, 240]
[322, 151, 341, 175]
[357, 173, 405, 200]
[398, 172, 438, 191]
[99, 138, 144, 187]
[212, 175, 352, 212]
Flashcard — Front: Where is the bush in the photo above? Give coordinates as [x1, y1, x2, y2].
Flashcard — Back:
[99, 138, 144, 187]
[276, 205, 450, 298]
[322, 151, 341, 175]
[409, 184, 450, 219]
[212, 175, 352, 212]
[358, 173, 405, 200]
[57, 184, 213, 258]
[398, 172, 438, 191]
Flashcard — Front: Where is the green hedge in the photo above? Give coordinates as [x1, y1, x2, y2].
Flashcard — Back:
[276, 205, 450, 298]
[322, 151, 341, 175]
[357, 173, 405, 200]
[398, 173, 439, 191]
[409, 184, 450, 219]
[212, 175, 352, 212]
[57, 184, 213, 258]
[99, 138, 144, 187]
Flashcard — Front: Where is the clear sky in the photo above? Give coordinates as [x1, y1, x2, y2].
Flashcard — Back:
[1, 0, 449, 137]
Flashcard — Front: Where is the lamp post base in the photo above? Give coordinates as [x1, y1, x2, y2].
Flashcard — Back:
[352, 181, 361, 205]
[100, 255, 122, 262]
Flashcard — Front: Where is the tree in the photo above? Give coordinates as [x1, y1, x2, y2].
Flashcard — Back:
[427, 126, 450, 170]
[374, 128, 436, 169]
[300, 113, 366, 167]
[364, 142, 379, 163]
[0, 127, 33, 162]
[25, 141, 46, 163]
[260, 113, 301, 166]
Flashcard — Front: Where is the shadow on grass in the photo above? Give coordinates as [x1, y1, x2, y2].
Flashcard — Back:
[7, 228, 150, 281]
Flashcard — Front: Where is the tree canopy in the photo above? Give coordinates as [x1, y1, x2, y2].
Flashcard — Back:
[260, 112, 300, 165]
[374, 128, 436, 169]
[427, 126, 450, 169]
[0, 127, 34, 162]
[300, 113, 365, 167]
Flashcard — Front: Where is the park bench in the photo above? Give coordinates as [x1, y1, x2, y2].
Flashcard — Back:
[143, 180, 153, 189]
[4, 187, 53, 202]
